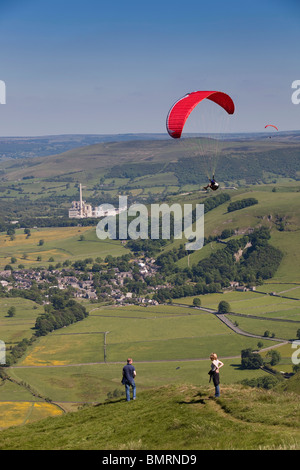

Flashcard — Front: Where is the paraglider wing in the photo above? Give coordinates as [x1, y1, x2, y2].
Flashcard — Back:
[166, 91, 235, 139]
[265, 125, 278, 131]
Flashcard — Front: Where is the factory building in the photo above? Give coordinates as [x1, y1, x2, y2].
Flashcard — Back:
[68, 184, 125, 219]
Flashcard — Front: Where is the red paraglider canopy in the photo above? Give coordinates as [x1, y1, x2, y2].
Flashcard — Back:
[265, 125, 278, 131]
[166, 90, 235, 139]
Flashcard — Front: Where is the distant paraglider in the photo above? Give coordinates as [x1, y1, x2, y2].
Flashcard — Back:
[166, 90, 235, 190]
[265, 124, 278, 138]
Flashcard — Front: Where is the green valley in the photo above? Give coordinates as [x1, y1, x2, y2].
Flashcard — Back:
[0, 135, 300, 450]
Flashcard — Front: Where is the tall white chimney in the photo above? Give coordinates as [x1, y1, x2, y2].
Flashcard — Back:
[79, 183, 83, 217]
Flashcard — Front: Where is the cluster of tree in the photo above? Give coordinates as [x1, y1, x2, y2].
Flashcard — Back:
[219, 228, 234, 239]
[104, 254, 133, 271]
[241, 348, 282, 369]
[4, 338, 34, 367]
[158, 233, 237, 281]
[240, 375, 282, 390]
[165, 155, 214, 186]
[7, 285, 44, 303]
[34, 293, 88, 337]
[206, 227, 281, 284]
[154, 227, 283, 300]
[238, 228, 283, 281]
[166, 147, 300, 185]
[241, 348, 263, 369]
[127, 238, 168, 257]
[31, 254, 134, 276]
[0, 196, 68, 228]
[155, 244, 189, 272]
[153, 280, 222, 302]
[201, 192, 231, 214]
[227, 198, 258, 213]
[239, 347, 299, 390]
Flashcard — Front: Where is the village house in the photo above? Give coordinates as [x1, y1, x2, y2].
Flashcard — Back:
[0, 254, 159, 306]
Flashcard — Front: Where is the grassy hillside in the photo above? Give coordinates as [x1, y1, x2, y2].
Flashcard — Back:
[1, 136, 300, 448]
[164, 187, 300, 283]
[1, 186, 300, 272]
[0, 383, 299, 450]
[277, 369, 300, 395]
[2, 136, 299, 180]
[1, 298, 297, 429]
[0, 225, 129, 269]
[0, 137, 299, 218]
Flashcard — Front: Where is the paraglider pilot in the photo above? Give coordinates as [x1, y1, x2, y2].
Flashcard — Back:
[203, 175, 219, 191]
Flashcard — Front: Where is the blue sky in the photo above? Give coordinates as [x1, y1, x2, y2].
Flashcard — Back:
[0, 0, 299, 136]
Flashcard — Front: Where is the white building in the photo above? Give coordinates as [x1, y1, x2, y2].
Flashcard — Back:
[69, 184, 127, 219]
[69, 184, 95, 218]
[94, 205, 124, 217]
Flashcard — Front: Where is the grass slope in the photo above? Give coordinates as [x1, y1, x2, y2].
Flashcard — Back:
[0, 226, 129, 269]
[166, 188, 300, 283]
[0, 383, 299, 450]
[3, 137, 299, 180]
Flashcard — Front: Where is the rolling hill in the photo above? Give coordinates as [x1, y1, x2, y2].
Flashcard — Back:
[1, 133, 300, 185]
[1, 134, 300, 450]
[0, 133, 299, 232]
[0, 382, 299, 450]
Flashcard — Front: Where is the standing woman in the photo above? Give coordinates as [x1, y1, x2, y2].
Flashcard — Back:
[209, 353, 224, 398]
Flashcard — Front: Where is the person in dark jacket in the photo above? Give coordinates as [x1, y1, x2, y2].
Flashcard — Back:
[203, 174, 219, 191]
[122, 358, 136, 401]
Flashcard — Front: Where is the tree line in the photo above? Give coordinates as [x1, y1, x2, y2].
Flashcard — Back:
[35, 293, 88, 337]
[227, 198, 258, 213]
[153, 227, 283, 302]
[3, 292, 88, 366]
[166, 147, 300, 185]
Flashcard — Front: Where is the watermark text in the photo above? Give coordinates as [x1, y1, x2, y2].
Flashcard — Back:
[291, 80, 300, 105]
[291, 340, 300, 365]
[96, 196, 204, 251]
[0, 80, 6, 104]
[0, 340, 5, 365]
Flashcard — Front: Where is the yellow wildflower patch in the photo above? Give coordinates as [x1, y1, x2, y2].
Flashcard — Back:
[0, 402, 63, 429]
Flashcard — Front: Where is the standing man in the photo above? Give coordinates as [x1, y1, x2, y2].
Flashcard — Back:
[122, 358, 136, 401]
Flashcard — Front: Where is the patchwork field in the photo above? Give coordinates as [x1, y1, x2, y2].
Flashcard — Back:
[16, 305, 264, 365]
[1, 182, 300, 431]
[1, 299, 293, 427]
[1, 277, 299, 429]
[0, 297, 44, 344]
[174, 291, 300, 320]
[0, 226, 129, 269]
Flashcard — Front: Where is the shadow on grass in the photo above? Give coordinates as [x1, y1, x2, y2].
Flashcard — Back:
[178, 392, 207, 405]
[94, 397, 126, 407]
[230, 363, 244, 370]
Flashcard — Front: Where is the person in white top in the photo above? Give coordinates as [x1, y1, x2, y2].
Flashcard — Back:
[209, 353, 224, 397]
